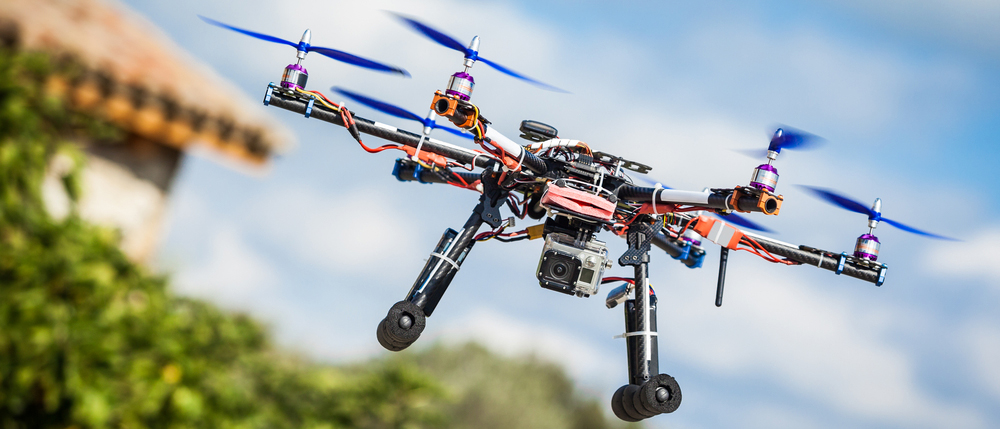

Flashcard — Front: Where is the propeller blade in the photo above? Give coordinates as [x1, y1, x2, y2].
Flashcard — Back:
[798, 186, 875, 217]
[434, 125, 474, 140]
[391, 13, 565, 92]
[310, 47, 410, 77]
[714, 213, 774, 233]
[332, 87, 472, 140]
[199, 15, 296, 48]
[332, 87, 422, 122]
[881, 218, 958, 241]
[391, 13, 467, 53]
[477, 57, 567, 93]
[768, 125, 824, 153]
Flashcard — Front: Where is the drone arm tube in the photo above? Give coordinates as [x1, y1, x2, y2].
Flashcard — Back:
[406, 211, 484, 316]
[618, 186, 734, 210]
[650, 233, 687, 259]
[393, 161, 480, 186]
[265, 88, 496, 169]
[660, 214, 885, 285]
[743, 232, 884, 285]
[650, 232, 702, 268]
[483, 126, 548, 175]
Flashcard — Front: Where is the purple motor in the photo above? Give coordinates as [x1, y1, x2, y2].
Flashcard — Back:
[682, 230, 702, 247]
[281, 63, 309, 90]
[749, 162, 778, 192]
[446, 72, 475, 101]
[854, 233, 880, 261]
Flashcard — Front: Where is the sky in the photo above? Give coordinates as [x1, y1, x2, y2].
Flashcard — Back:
[119, 0, 1000, 428]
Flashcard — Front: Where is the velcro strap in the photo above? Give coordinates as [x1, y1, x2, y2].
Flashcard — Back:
[540, 184, 615, 221]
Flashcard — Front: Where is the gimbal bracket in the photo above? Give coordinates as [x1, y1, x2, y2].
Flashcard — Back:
[619, 216, 658, 266]
[476, 168, 507, 228]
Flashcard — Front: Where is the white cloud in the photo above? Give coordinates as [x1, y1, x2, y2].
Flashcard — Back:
[821, 0, 1000, 56]
[925, 228, 1000, 285]
[246, 186, 420, 279]
[172, 224, 279, 303]
[664, 265, 983, 428]
[961, 321, 1000, 402]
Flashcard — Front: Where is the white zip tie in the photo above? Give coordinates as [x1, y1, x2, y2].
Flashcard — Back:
[817, 252, 825, 267]
[651, 183, 665, 215]
[429, 252, 460, 270]
[642, 278, 652, 364]
[470, 153, 490, 170]
[513, 147, 526, 171]
[613, 331, 659, 339]
[414, 131, 428, 161]
[595, 170, 605, 195]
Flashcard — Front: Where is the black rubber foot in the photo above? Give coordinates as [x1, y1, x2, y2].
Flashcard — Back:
[376, 319, 408, 351]
[610, 374, 682, 421]
[621, 384, 647, 421]
[611, 385, 640, 422]
[376, 301, 427, 352]
[637, 374, 682, 415]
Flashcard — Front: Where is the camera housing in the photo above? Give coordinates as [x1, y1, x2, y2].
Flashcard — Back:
[536, 232, 611, 297]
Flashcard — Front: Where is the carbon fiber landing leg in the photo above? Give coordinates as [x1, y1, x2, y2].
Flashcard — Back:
[611, 216, 682, 421]
[377, 168, 507, 351]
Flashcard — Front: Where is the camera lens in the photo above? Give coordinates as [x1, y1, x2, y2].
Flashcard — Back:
[434, 98, 452, 114]
[537, 250, 583, 295]
[551, 261, 569, 279]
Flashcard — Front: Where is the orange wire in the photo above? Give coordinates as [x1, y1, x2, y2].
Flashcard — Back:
[304, 89, 337, 108]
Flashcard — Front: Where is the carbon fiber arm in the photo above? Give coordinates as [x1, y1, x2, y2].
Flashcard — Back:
[264, 84, 496, 170]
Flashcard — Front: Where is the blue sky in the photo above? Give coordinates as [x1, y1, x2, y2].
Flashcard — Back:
[121, 0, 999, 427]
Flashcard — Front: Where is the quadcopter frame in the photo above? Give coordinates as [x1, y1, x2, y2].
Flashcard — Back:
[261, 82, 888, 421]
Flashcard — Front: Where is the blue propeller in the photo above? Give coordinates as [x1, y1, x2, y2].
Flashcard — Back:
[711, 211, 774, 233]
[634, 177, 773, 233]
[391, 13, 566, 92]
[331, 87, 472, 140]
[799, 186, 958, 241]
[736, 126, 825, 159]
[199, 16, 410, 77]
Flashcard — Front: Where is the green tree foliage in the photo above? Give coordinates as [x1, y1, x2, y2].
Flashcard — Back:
[385, 343, 634, 429]
[0, 49, 446, 429]
[0, 48, 635, 429]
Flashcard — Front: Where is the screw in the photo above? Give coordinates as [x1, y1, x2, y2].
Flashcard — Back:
[655, 387, 670, 402]
[399, 315, 413, 330]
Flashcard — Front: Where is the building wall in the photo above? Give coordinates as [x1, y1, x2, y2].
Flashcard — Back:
[44, 135, 182, 263]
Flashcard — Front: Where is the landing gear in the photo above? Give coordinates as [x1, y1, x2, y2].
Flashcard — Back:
[611, 375, 682, 422]
[376, 168, 507, 352]
[376, 300, 426, 351]
[611, 385, 641, 422]
[637, 373, 681, 415]
[611, 216, 682, 422]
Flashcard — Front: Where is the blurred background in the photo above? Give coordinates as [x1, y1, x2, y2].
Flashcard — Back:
[1, 0, 998, 428]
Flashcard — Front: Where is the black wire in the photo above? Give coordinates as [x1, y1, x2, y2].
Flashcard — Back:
[506, 197, 524, 219]
[495, 235, 530, 243]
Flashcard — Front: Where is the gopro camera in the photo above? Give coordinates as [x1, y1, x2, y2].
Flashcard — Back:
[536, 233, 611, 297]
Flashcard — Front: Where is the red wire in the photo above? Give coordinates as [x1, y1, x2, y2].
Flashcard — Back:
[451, 171, 469, 188]
[304, 89, 337, 107]
[736, 236, 798, 265]
[359, 143, 403, 153]
[338, 107, 401, 153]
[498, 229, 527, 237]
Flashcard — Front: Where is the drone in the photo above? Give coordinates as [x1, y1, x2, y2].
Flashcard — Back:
[203, 14, 957, 423]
